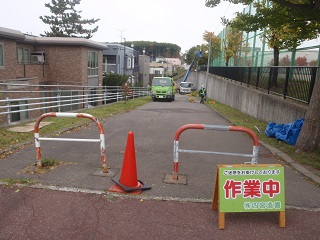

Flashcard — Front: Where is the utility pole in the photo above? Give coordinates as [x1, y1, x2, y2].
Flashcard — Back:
[119, 29, 126, 75]
[116, 29, 126, 74]
[119, 29, 126, 43]
[123, 37, 126, 75]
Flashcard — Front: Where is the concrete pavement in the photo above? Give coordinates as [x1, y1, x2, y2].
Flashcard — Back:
[1, 185, 319, 240]
[0, 94, 319, 239]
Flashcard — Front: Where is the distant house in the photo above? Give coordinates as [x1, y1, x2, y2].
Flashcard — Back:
[156, 57, 181, 67]
[138, 54, 150, 86]
[102, 43, 137, 84]
[149, 61, 173, 78]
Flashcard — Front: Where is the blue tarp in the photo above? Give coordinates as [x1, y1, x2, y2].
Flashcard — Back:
[265, 118, 304, 145]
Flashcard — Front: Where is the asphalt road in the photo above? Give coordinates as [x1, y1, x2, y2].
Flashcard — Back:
[0, 94, 319, 239]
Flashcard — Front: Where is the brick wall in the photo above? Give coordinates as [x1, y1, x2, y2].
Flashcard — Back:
[33, 45, 103, 86]
[0, 38, 17, 80]
[36, 45, 85, 85]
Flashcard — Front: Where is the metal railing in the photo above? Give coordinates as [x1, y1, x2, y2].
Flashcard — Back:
[102, 63, 118, 74]
[201, 66, 318, 104]
[0, 79, 150, 126]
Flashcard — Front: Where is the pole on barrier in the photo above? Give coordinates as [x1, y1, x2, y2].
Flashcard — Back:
[34, 112, 108, 173]
[172, 124, 205, 180]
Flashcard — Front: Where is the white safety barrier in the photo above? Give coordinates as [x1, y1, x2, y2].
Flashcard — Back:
[34, 112, 108, 173]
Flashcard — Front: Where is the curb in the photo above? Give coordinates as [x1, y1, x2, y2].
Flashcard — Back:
[259, 140, 320, 185]
[1, 182, 319, 211]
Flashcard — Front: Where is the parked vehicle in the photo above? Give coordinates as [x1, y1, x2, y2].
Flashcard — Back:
[179, 82, 193, 94]
[151, 77, 175, 102]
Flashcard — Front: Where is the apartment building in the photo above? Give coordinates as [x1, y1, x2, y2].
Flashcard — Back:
[0, 26, 107, 125]
[0, 26, 107, 85]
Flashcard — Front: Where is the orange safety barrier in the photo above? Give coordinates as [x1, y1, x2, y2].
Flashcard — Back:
[172, 124, 259, 180]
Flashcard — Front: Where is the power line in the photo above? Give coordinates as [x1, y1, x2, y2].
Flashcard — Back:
[213, 2, 232, 34]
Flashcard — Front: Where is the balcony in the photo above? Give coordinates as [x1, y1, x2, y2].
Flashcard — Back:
[102, 63, 118, 74]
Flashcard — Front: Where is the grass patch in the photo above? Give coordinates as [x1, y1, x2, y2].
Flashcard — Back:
[22, 158, 74, 174]
[38, 158, 60, 168]
[0, 178, 37, 186]
[205, 98, 320, 173]
[0, 97, 151, 153]
[31, 158, 63, 174]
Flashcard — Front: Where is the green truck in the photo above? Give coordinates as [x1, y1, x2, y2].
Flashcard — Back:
[151, 77, 175, 102]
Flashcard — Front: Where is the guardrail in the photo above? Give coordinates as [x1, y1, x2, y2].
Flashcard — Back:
[34, 112, 108, 173]
[172, 124, 259, 180]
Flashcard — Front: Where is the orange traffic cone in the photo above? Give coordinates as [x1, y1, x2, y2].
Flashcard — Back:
[109, 131, 151, 194]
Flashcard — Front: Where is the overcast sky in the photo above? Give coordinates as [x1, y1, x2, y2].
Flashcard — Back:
[0, 0, 246, 52]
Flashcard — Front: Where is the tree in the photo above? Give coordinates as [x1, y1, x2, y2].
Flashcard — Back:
[295, 69, 320, 151]
[225, 2, 318, 85]
[202, 31, 221, 66]
[205, 0, 320, 21]
[219, 25, 248, 66]
[196, 43, 210, 66]
[279, 55, 290, 66]
[185, 46, 202, 65]
[121, 41, 181, 59]
[184, 32, 221, 67]
[267, 58, 274, 66]
[309, 59, 318, 66]
[206, 0, 320, 152]
[40, 0, 99, 38]
[295, 56, 308, 66]
[102, 72, 129, 86]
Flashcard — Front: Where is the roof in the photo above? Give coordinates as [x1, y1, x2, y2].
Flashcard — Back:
[0, 26, 25, 40]
[0, 26, 107, 50]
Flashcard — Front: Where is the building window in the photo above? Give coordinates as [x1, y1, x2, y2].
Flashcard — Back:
[24, 49, 30, 63]
[17, 47, 23, 63]
[10, 100, 29, 122]
[17, 47, 30, 63]
[88, 51, 98, 76]
[127, 57, 131, 69]
[0, 43, 3, 67]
